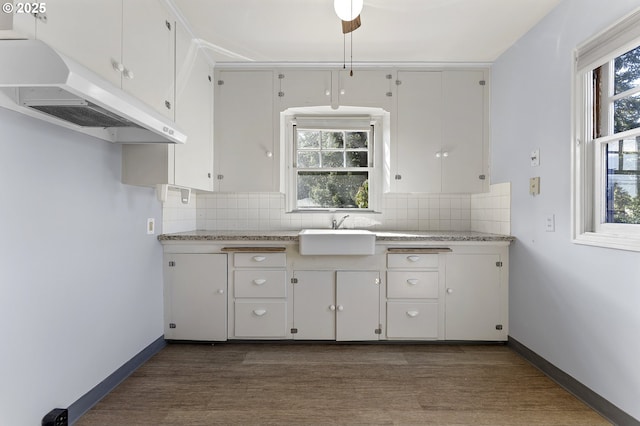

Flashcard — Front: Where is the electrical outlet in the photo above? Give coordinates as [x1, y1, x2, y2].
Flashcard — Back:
[545, 214, 555, 232]
[529, 177, 540, 195]
[530, 149, 540, 167]
[147, 218, 155, 235]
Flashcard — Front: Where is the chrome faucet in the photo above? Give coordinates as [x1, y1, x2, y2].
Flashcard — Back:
[332, 214, 350, 229]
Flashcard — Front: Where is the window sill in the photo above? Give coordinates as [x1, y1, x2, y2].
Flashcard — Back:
[573, 231, 640, 252]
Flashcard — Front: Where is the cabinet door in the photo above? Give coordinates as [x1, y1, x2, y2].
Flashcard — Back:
[445, 254, 504, 340]
[34, 0, 123, 87]
[277, 70, 332, 109]
[336, 271, 380, 341]
[174, 22, 214, 191]
[292, 271, 335, 340]
[394, 71, 442, 193]
[164, 254, 227, 341]
[338, 70, 392, 109]
[441, 71, 486, 193]
[215, 70, 276, 192]
[122, 0, 175, 119]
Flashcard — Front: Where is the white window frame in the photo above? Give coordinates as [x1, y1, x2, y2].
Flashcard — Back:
[283, 113, 384, 213]
[573, 8, 640, 251]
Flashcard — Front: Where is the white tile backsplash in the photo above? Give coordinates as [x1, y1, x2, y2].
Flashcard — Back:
[163, 183, 511, 234]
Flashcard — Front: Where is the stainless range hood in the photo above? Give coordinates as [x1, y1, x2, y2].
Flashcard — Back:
[0, 39, 186, 144]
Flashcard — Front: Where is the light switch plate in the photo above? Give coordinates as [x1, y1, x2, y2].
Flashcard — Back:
[530, 149, 540, 167]
[545, 214, 555, 232]
[147, 218, 155, 235]
[529, 177, 540, 195]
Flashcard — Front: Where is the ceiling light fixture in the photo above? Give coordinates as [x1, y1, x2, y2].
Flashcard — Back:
[334, 0, 363, 22]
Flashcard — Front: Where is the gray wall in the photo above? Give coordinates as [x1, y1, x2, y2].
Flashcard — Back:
[0, 107, 164, 425]
[492, 0, 640, 420]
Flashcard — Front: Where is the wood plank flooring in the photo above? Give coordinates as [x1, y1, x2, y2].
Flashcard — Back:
[77, 343, 610, 425]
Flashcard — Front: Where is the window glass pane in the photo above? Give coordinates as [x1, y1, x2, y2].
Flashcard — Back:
[345, 131, 368, 149]
[297, 151, 320, 168]
[606, 138, 640, 224]
[297, 130, 320, 149]
[346, 151, 368, 167]
[614, 45, 640, 95]
[614, 92, 640, 133]
[321, 152, 344, 167]
[321, 131, 344, 149]
[297, 171, 368, 209]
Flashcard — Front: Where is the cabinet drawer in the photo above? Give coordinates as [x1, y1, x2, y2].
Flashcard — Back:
[234, 301, 287, 337]
[387, 253, 438, 269]
[234, 270, 287, 298]
[387, 271, 439, 299]
[234, 253, 286, 268]
[387, 302, 438, 339]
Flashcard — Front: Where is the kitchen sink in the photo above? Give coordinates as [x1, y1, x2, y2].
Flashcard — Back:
[298, 229, 376, 255]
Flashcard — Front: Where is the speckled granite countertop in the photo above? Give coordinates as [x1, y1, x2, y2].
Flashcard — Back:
[158, 230, 514, 242]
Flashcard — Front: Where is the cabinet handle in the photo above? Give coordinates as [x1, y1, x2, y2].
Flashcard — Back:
[253, 279, 267, 286]
[407, 255, 420, 262]
[112, 61, 124, 72]
[406, 279, 419, 286]
[217, 289, 224, 294]
[123, 68, 135, 79]
[253, 309, 267, 317]
[337, 305, 344, 312]
[252, 256, 266, 262]
[406, 310, 419, 318]
[329, 304, 336, 311]
[447, 288, 454, 294]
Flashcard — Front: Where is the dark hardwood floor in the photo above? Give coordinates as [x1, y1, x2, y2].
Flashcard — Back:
[76, 342, 610, 425]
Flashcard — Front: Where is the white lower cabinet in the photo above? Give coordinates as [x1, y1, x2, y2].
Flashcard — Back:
[292, 270, 381, 341]
[385, 252, 444, 340]
[163, 253, 227, 341]
[229, 252, 288, 339]
[444, 251, 508, 341]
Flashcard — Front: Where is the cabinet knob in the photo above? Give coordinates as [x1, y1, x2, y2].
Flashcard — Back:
[435, 152, 441, 158]
[407, 255, 420, 262]
[442, 151, 449, 158]
[217, 289, 224, 294]
[123, 68, 135, 80]
[406, 279, 419, 286]
[406, 310, 419, 318]
[253, 279, 267, 286]
[447, 288, 454, 294]
[329, 305, 336, 311]
[325, 89, 331, 96]
[253, 309, 267, 317]
[337, 305, 344, 312]
[112, 61, 125, 72]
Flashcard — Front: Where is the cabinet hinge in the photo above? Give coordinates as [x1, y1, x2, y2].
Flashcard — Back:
[496, 261, 503, 267]
[169, 323, 176, 329]
[165, 100, 171, 110]
[278, 91, 285, 97]
[217, 174, 224, 180]
[479, 174, 486, 180]
[208, 75, 212, 82]
[375, 278, 381, 285]
[168, 261, 176, 267]
[291, 278, 298, 284]
[395, 80, 402, 86]
[165, 20, 172, 31]
[217, 80, 224, 86]
[386, 74, 392, 79]
[208, 173, 212, 178]
[375, 326, 382, 335]
[278, 74, 285, 79]
[479, 80, 486, 86]
[386, 92, 393, 97]
[495, 324, 503, 330]
[394, 174, 402, 180]
[291, 328, 298, 334]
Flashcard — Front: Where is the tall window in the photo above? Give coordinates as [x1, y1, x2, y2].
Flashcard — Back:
[574, 9, 640, 250]
[294, 126, 372, 210]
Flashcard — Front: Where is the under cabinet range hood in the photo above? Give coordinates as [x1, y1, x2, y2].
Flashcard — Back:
[0, 40, 186, 144]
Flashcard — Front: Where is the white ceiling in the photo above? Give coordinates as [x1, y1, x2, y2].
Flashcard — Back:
[170, 0, 562, 64]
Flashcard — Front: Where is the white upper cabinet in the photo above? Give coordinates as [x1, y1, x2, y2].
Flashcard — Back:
[27, 0, 175, 118]
[214, 70, 277, 192]
[394, 71, 443, 193]
[338, 70, 393, 109]
[393, 69, 488, 193]
[276, 70, 332, 110]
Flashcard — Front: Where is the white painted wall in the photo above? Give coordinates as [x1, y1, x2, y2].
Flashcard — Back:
[0, 108, 164, 425]
[491, 0, 640, 420]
